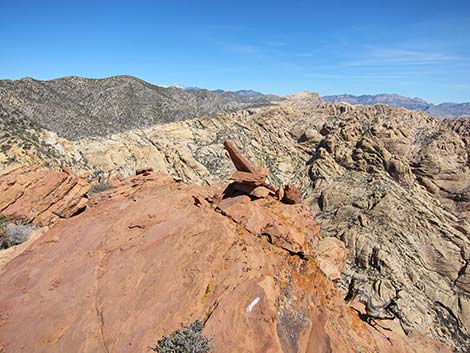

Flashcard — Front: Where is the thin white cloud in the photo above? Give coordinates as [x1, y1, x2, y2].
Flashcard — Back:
[345, 48, 463, 66]
[306, 72, 411, 80]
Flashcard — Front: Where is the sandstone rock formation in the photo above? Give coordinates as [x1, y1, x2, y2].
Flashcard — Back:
[283, 92, 323, 110]
[0, 92, 468, 351]
[304, 105, 470, 351]
[0, 166, 90, 226]
[0, 172, 451, 353]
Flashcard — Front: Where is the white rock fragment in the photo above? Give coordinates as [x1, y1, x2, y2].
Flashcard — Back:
[246, 297, 260, 313]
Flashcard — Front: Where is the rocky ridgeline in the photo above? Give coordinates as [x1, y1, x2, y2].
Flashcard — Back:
[0, 91, 469, 351]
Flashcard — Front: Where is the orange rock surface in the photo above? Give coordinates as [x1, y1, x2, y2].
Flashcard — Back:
[0, 166, 90, 226]
[0, 172, 451, 353]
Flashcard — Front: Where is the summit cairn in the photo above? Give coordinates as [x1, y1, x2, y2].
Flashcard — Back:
[223, 140, 301, 203]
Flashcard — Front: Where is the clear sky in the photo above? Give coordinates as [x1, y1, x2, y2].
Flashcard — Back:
[0, 0, 469, 103]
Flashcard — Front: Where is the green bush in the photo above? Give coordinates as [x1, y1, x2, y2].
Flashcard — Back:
[153, 321, 212, 353]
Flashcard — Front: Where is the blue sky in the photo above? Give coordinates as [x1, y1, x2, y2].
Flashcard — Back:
[0, 0, 469, 103]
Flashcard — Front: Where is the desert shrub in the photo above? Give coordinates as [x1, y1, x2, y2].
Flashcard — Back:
[0, 214, 8, 230]
[152, 320, 212, 353]
[0, 216, 35, 249]
[89, 182, 114, 194]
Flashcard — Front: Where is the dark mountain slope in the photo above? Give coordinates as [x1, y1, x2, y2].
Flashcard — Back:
[0, 75, 274, 139]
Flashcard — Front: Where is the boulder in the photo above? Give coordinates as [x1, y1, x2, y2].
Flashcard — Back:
[0, 167, 90, 226]
[282, 184, 302, 204]
[299, 127, 323, 143]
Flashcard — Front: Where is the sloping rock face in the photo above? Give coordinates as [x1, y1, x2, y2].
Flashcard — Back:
[0, 173, 449, 353]
[0, 167, 90, 226]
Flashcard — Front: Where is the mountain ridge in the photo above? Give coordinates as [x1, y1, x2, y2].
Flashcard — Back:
[1, 75, 468, 136]
[322, 93, 470, 118]
[0, 75, 277, 140]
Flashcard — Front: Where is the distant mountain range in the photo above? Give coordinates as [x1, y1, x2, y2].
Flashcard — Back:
[211, 89, 264, 98]
[184, 86, 282, 100]
[0, 76, 277, 139]
[192, 90, 470, 118]
[322, 93, 470, 118]
[1, 75, 468, 143]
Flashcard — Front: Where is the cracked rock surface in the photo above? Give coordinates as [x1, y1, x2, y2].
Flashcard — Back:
[0, 166, 90, 226]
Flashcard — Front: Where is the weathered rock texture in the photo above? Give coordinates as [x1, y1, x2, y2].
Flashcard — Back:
[0, 93, 469, 351]
[305, 105, 470, 351]
[0, 167, 90, 226]
[0, 173, 450, 353]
